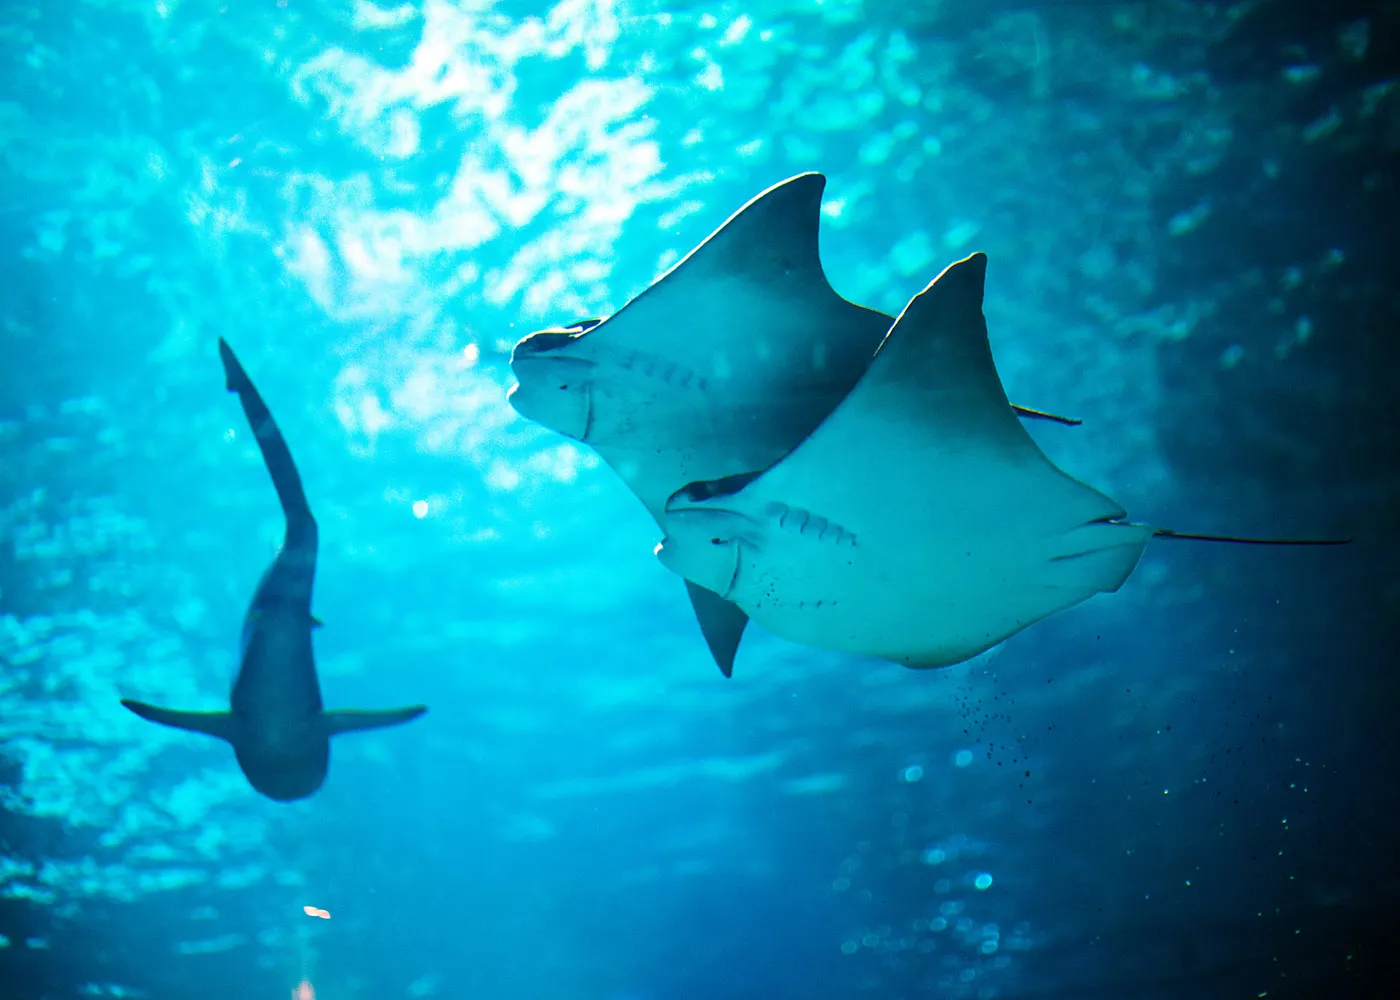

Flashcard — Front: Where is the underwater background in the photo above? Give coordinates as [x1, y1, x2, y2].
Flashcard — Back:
[2, 1, 1398, 998]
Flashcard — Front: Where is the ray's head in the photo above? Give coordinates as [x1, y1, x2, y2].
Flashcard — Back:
[657, 474, 765, 598]
[507, 318, 603, 442]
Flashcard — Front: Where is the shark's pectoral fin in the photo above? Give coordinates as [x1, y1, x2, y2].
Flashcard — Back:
[684, 580, 749, 678]
[121, 700, 235, 741]
[323, 706, 427, 736]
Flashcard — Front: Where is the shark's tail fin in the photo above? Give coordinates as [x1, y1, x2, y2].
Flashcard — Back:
[1152, 529, 1352, 546]
[323, 706, 428, 737]
[217, 338, 316, 545]
[121, 699, 235, 741]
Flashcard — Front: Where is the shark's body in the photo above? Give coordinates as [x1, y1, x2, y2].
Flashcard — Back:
[121, 339, 425, 801]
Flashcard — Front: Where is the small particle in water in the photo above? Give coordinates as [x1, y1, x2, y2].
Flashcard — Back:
[902, 765, 923, 782]
[954, 750, 973, 768]
[1167, 200, 1211, 236]
[412, 500, 429, 519]
[974, 873, 994, 890]
[302, 906, 330, 920]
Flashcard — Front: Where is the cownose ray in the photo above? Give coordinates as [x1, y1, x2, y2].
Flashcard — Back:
[120, 339, 427, 802]
[507, 173, 1079, 677]
[655, 252, 1350, 669]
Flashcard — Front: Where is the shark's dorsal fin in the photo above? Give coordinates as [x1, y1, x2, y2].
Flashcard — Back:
[323, 706, 427, 736]
[121, 700, 235, 742]
[684, 580, 748, 678]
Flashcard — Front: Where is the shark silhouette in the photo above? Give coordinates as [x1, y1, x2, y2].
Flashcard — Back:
[121, 339, 426, 801]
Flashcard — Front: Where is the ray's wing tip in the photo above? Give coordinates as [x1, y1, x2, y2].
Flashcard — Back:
[751, 171, 828, 213]
[906, 250, 990, 316]
[778, 170, 825, 190]
[946, 250, 988, 281]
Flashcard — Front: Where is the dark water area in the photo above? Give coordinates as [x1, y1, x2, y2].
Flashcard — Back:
[2, 1, 1398, 998]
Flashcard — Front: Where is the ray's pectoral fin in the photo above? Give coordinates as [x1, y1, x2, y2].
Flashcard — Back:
[323, 705, 428, 737]
[684, 580, 749, 679]
[121, 699, 235, 741]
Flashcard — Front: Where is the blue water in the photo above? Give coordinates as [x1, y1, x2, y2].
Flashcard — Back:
[2, 2, 1396, 999]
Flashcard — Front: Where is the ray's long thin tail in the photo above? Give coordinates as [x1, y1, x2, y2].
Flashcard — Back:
[1152, 528, 1352, 546]
[218, 338, 316, 544]
[1012, 404, 1082, 426]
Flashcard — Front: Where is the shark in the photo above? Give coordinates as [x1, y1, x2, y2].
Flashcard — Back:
[656, 252, 1349, 669]
[507, 173, 1078, 676]
[121, 338, 427, 802]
